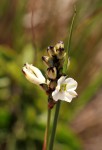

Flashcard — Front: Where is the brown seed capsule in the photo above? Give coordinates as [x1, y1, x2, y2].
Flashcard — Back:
[47, 67, 57, 79]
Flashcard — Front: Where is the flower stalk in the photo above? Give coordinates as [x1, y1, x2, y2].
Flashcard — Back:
[43, 107, 51, 150]
[46, 108, 51, 150]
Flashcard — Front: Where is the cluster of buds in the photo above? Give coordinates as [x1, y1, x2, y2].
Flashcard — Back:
[42, 41, 66, 108]
[22, 41, 78, 109]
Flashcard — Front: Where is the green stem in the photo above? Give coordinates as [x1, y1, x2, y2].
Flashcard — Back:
[63, 6, 77, 73]
[49, 101, 61, 150]
[43, 108, 51, 150]
[67, 5, 76, 55]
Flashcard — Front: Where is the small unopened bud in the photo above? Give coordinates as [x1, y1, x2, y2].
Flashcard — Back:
[47, 46, 56, 57]
[56, 49, 66, 59]
[42, 56, 54, 67]
[47, 67, 57, 79]
[54, 41, 65, 59]
[58, 56, 65, 67]
[55, 41, 64, 50]
[49, 80, 57, 90]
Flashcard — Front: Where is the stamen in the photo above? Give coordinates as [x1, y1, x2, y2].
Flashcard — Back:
[60, 84, 67, 92]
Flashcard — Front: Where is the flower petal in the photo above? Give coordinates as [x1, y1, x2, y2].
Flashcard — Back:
[22, 64, 45, 85]
[64, 90, 77, 102]
[65, 91, 75, 102]
[52, 91, 65, 101]
[28, 64, 45, 83]
[23, 67, 40, 85]
[68, 91, 77, 97]
[65, 78, 78, 91]
[52, 91, 73, 102]
[58, 76, 66, 86]
[62, 95, 72, 102]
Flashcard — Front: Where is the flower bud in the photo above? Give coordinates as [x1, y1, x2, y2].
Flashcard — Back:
[47, 67, 57, 79]
[55, 41, 64, 50]
[47, 46, 56, 57]
[59, 56, 65, 66]
[42, 56, 54, 67]
[22, 63, 45, 85]
[54, 41, 65, 59]
[49, 80, 57, 90]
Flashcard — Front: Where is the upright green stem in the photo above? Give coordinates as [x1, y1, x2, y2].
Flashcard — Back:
[49, 101, 61, 150]
[67, 5, 76, 55]
[43, 108, 51, 150]
[63, 6, 77, 73]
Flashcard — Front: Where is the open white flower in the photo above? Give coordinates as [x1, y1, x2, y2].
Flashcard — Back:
[52, 76, 78, 102]
[22, 63, 46, 85]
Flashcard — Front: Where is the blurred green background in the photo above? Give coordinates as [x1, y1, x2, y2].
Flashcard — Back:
[0, 0, 102, 150]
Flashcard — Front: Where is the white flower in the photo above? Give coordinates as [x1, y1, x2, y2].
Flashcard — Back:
[22, 63, 46, 85]
[52, 76, 78, 102]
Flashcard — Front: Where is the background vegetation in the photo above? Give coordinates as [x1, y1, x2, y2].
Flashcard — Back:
[0, 0, 102, 149]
